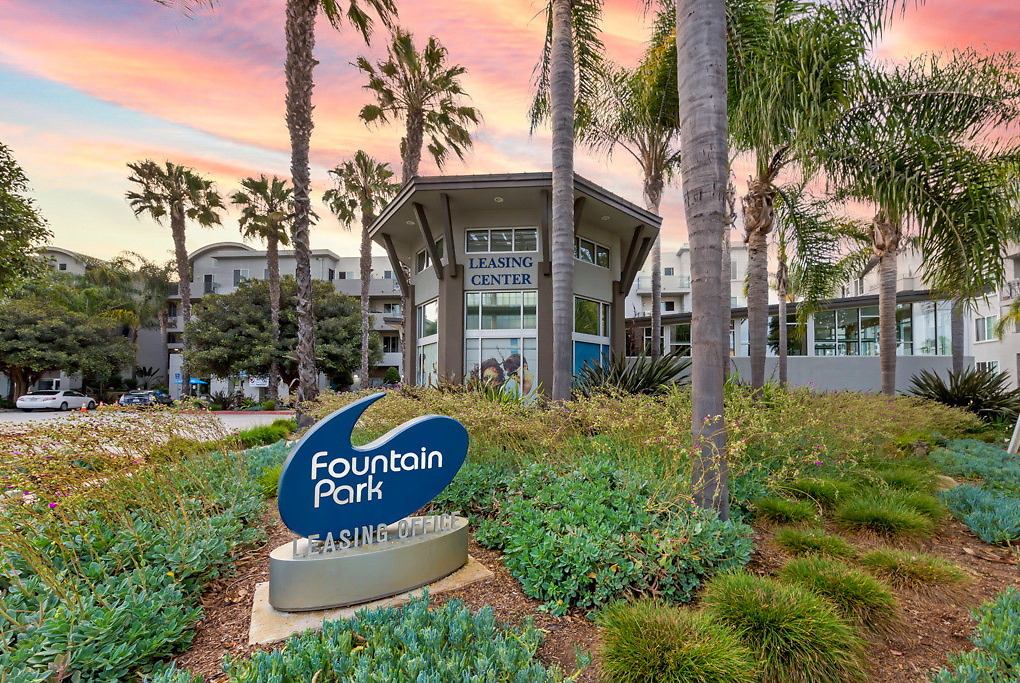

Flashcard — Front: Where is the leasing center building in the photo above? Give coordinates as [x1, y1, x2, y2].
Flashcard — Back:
[369, 173, 661, 391]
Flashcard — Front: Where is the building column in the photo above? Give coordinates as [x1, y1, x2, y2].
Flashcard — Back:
[611, 281, 626, 360]
[438, 265, 465, 382]
[537, 260, 554, 391]
[403, 284, 416, 384]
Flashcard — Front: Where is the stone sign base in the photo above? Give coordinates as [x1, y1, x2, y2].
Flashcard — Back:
[249, 555, 493, 645]
[268, 515, 469, 612]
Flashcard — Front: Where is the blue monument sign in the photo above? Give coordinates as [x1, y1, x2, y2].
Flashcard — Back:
[269, 393, 472, 611]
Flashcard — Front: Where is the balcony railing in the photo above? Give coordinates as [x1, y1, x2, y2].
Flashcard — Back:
[634, 274, 691, 293]
[1001, 280, 1020, 301]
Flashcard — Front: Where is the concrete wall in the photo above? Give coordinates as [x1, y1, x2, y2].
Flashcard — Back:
[728, 355, 965, 393]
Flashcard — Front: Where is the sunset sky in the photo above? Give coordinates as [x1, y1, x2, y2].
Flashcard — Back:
[1, 0, 1016, 263]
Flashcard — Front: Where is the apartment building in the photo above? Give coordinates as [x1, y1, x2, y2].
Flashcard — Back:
[625, 242, 749, 318]
[166, 242, 404, 398]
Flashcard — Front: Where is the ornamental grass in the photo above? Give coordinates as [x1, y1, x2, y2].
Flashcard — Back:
[773, 527, 858, 560]
[859, 549, 968, 592]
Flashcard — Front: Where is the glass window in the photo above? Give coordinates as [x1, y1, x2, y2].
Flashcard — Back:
[574, 298, 601, 336]
[977, 360, 1000, 372]
[976, 315, 999, 342]
[663, 267, 674, 276]
[416, 249, 431, 273]
[523, 291, 537, 329]
[465, 337, 538, 396]
[466, 231, 488, 253]
[897, 303, 913, 355]
[465, 292, 480, 330]
[417, 342, 439, 386]
[596, 245, 610, 269]
[490, 229, 513, 252]
[578, 239, 595, 264]
[515, 229, 537, 252]
[670, 323, 691, 356]
[768, 313, 806, 356]
[574, 341, 610, 374]
[382, 335, 399, 354]
[481, 292, 523, 329]
[860, 306, 879, 356]
[435, 237, 444, 259]
[416, 300, 438, 338]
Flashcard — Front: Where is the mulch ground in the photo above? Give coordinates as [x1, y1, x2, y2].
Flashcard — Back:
[175, 508, 1017, 682]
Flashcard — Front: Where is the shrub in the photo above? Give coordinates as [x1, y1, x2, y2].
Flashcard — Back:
[909, 367, 1020, 422]
[424, 460, 519, 520]
[260, 400, 276, 411]
[572, 350, 690, 397]
[702, 572, 865, 683]
[858, 549, 967, 592]
[269, 417, 296, 433]
[885, 489, 945, 521]
[752, 497, 818, 524]
[784, 477, 854, 508]
[773, 527, 857, 560]
[933, 587, 1020, 682]
[383, 366, 401, 384]
[475, 461, 753, 615]
[939, 485, 1020, 545]
[236, 424, 290, 448]
[598, 600, 756, 683]
[0, 442, 291, 680]
[778, 556, 899, 634]
[257, 465, 282, 498]
[872, 464, 936, 493]
[222, 594, 562, 681]
[832, 493, 936, 538]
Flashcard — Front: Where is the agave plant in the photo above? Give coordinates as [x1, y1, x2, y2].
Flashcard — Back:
[573, 350, 691, 397]
[908, 367, 1020, 422]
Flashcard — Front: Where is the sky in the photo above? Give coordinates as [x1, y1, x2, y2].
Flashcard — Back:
[1, 0, 1017, 263]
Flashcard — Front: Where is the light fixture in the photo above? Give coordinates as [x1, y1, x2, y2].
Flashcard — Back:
[405, 220, 415, 225]
[601, 215, 611, 221]
[493, 196, 504, 203]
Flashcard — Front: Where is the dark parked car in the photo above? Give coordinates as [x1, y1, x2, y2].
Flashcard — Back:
[118, 390, 173, 407]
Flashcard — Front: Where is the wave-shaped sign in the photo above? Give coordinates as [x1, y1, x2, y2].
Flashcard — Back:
[277, 393, 469, 539]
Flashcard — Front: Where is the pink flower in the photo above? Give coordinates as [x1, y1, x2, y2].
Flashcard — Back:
[48, 502, 58, 509]
[815, 460, 823, 466]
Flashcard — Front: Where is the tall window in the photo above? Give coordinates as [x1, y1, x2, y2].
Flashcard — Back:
[327, 268, 335, 281]
[416, 300, 439, 386]
[670, 323, 691, 356]
[811, 303, 915, 356]
[574, 296, 611, 372]
[464, 291, 538, 396]
[465, 228, 537, 253]
[975, 315, 999, 342]
[382, 335, 399, 354]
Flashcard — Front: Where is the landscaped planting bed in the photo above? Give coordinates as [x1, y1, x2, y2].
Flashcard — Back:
[4, 385, 1017, 681]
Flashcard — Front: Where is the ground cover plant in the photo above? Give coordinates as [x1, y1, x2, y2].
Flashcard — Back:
[701, 572, 866, 683]
[857, 549, 967, 592]
[221, 594, 565, 681]
[773, 527, 858, 559]
[930, 439, 1020, 545]
[0, 410, 230, 497]
[933, 587, 1020, 682]
[832, 492, 938, 537]
[598, 599, 756, 683]
[752, 496, 818, 524]
[778, 556, 899, 634]
[0, 441, 290, 681]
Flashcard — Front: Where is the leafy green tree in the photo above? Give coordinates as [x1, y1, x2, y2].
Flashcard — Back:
[531, 0, 606, 400]
[283, 0, 396, 406]
[126, 160, 223, 394]
[324, 152, 398, 385]
[185, 277, 378, 388]
[821, 50, 1020, 394]
[0, 142, 51, 297]
[123, 252, 175, 385]
[0, 299, 134, 399]
[356, 28, 480, 181]
[232, 175, 294, 402]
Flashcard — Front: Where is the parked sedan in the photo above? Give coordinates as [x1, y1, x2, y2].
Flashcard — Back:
[118, 390, 173, 407]
[16, 390, 96, 412]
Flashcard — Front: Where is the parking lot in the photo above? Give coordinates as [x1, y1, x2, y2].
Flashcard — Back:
[0, 409, 292, 430]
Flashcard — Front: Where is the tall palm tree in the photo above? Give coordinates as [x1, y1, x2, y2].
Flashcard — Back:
[126, 160, 223, 395]
[356, 28, 481, 182]
[579, 20, 680, 358]
[531, 0, 605, 400]
[822, 51, 1020, 395]
[324, 152, 398, 387]
[284, 0, 396, 406]
[232, 175, 294, 402]
[676, 0, 730, 517]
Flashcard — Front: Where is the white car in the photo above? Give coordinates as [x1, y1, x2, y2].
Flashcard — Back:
[16, 390, 96, 412]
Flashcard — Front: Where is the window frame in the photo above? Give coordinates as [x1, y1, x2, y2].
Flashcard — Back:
[464, 227, 538, 254]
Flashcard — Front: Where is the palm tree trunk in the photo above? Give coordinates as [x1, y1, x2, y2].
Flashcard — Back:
[645, 173, 664, 359]
[720, 216, 732, 377]
[951, 299, 965, 373]
[267, 232, 281, 403]
[777, 256, 788, 385]
[403, 109, 424, 182]
[286, 0, 319, 407]
[743, 177, 773, 389]
[677, 0, 729, 519]
[171, 203, 191, 396]
[157, 310, 169, 387]
[550, 0, 575, 402]
[360, 211, 373, 386]
[878, 248, 898, 396]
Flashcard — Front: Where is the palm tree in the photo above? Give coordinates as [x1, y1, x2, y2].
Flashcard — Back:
[324, 152, 398, 388]
[821, 51, 1020, 395]
[675, 0, 730, 517]
[232, 175, 294, 403]
[356, 28, 481, 182]
[283, 0, 396, 406]
[126, 160, 223, 395]
[125, 252, 175, 386]
[579, 20, 680, 358]
[728, 0, 874, 389]
[531, 0, 605, 400]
